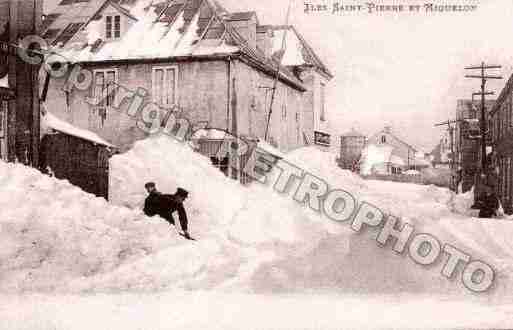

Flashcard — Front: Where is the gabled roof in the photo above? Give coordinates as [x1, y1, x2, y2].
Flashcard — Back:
[225, 11, 258, 22]
[45, 0, 308, 91]
[269, 25, 333, 79]
[341, 128, 365, 138]
[370, 127, 418, 153]
[42, 0, 106, 44]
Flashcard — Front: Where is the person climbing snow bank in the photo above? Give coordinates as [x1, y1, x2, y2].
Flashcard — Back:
[143, 183, 192, 240]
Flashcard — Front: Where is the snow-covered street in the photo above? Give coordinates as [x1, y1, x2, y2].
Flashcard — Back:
[1, 291, 512, 330]
[1, 134, 513, 329]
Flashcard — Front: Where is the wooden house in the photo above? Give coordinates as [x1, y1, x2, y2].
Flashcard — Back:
[367, 126, 429, 174]
[42, 0, 334, 156]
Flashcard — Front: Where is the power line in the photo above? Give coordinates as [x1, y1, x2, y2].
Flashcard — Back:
[264, 0, 293, 142]
[464, 62, 502, 174]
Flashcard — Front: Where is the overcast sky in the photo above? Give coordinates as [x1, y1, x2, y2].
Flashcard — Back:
[44, 0, 512, 152]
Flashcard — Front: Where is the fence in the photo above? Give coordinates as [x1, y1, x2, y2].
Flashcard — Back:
[39, 133, 115, 200]
[362, 173, 451, 188]
[194, 137, 280, 186]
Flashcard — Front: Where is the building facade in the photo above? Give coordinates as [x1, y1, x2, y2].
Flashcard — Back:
[0, 0, 42, 165]
[42, 0, 333, 153]
[454, 99, 495, 193]
[489, 75, 513, 214]
[367, 126, 421, 170]
[338, 128, 366, 171]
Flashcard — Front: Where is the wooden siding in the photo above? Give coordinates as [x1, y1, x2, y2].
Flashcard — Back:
[45, 59, 230, 151]
[232, 59, 304, 152]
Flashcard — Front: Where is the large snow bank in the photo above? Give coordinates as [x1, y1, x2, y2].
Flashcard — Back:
[108, 136, 513, 298]
[3, 133, 513, 301]
[0, 161, 175, 293]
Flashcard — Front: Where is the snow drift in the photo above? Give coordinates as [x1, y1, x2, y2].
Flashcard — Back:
[1, 133, 513, 302]
[0, 161, 176, 293]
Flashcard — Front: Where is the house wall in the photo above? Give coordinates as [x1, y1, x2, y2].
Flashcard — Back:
[490, 85, 513, 214]
[45, 58, 307, 152]
[298, 67, 330, 147]
[232, 59, 304, 152]
[368, 130, 416, 167]
[45, 59, 230, 150]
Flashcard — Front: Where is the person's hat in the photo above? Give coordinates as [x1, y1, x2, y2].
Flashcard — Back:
[176, 188, 189, 198]
[145, 182, 156, 189]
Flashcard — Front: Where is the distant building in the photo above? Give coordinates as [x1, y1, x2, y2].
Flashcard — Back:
[489, 74, 513, 214]
[429, 131, 452, 169]
[454, 99, 495, 193]
[338, 128, 366, 171]
[366, 126, 429, 174]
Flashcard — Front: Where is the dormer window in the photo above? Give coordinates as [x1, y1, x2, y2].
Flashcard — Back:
[106, 15, 121, 39]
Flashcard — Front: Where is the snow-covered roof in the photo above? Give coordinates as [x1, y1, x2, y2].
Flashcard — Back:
[0, 75, 7, 88]
[269, 25, 333, 79]
[42, 111, 115, 148]
[44, 0, 307, 91]
[257, 140, 285, 158]
[341, 128, 366, 138]
[191, 128, 227, 140]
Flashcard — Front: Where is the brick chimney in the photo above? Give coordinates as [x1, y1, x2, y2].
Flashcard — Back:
[226, 12, 258, 50]
[256, 25, 273, 58]
[384, 126, 392, 134]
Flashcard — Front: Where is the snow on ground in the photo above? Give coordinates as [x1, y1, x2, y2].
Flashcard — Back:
[2, 133, 513, 328]
[0, 161, 176, 293]
[1, 291, 512, 330]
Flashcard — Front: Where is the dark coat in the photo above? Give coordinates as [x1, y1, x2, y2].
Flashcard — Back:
[144, 191, 188, 231]
[478, 192, 499, 218]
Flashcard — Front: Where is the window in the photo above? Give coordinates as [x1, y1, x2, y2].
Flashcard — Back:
[42, 13, 61, 31]
[381, 135, 386, 143]
[281, 103, 286, 119]
[106, 15, 121, 39]
[52, 22, 84, 45]
[320, 82, 326, 121]
[92, 69, 118, 128]
[152, 66, 177, 107]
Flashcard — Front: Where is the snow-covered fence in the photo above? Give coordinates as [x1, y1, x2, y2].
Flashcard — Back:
[39, 132, 116, 200]
[362, 172, 452, 188]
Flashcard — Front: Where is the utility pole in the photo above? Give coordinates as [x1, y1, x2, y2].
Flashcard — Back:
[264, 0, 292, 141]
[464, 63, 502, 175]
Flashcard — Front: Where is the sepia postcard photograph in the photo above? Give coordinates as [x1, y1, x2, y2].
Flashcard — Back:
[0, 0, 512, 329]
